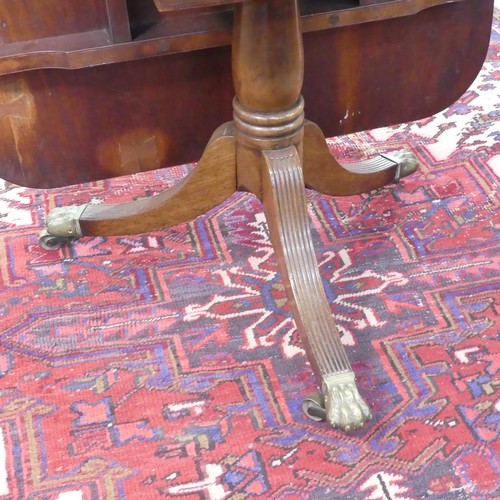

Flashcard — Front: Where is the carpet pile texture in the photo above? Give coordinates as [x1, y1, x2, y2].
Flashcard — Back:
[0, 11, 498, 500]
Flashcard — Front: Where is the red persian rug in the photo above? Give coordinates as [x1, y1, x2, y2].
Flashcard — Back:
[0, 12, 498, 500]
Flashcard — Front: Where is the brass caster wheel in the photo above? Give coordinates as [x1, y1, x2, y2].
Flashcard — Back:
[39, 230, 73, 250]
[302, 392, 326, 422]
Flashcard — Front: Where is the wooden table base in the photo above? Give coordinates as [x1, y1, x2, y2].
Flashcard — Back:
[40, 0, 418, 431]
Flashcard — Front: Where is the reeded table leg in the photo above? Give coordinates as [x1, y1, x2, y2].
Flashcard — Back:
[303, 121, 418, 195]
[262, 146, 372, 430]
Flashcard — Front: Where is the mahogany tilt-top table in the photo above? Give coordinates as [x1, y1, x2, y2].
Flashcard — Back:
[0, 0, 492, 431]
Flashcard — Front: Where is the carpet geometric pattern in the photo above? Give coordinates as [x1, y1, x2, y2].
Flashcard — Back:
[0, 12, 498, 500]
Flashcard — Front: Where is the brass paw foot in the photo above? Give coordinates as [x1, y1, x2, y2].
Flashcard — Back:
[40, 204, 87, 249]
[302, 372, 372, 431]
[339, 149, 418, 181]
[376, 149, 419, 181]
[323, 372, 372, 431]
